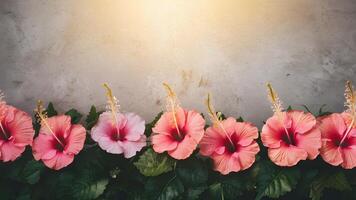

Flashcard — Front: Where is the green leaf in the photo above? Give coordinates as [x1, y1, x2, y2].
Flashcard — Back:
[85, 106, 101, 130]
[65, 108, 83, 124]
[217, 112, 226, 120]
[15, 187, 32, 200]
[176, 157, 208, 187]
[301, 105, 312, 113]
[185, 186, 207, 200]
[72, 178, 109, 200]
[21, 160, 45, 185]
[134, 148, 175, 177]
[286, 105, 293, 111]
[236, 116, 244, 122]
[256, 162, 301, 200]
[208, 183, 224, 200]
[145, 112, 163, 137]
[46, 102, 58, 117]
[145, 175, 184, 200]
[208, 178, 248, 200]
[55, 170, 109, 200]
[309, 171, 351, 200]
[318, 104, 332, 117]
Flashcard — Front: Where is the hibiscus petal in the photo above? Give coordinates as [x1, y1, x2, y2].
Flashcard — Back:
[65, 124, 86, 154]
[320, 141, 343, 166]
[32, 134, 55, 160]
[295, 127, 321, 159]
[91, 112, 115, 142]
[215, 146, 226, 154]
[349, 129, 356, 137]
[121, 135, 146, 158]
[261, 123, 282, 148]
[98, 137, 124, 154]
[152, 134, 177, 153]
[44, 115, 71, 138]
[0, 141, 25, 162]
[184, 110, 205, 144]
[168, 135, 197, 160]
[289, 111, 316, 134]
[6, 107, 34, 146]
[212, 152, 240, 175]
[341, 147, 356, 169]
[221, 118, 237, 136]
[268, 144, 308, 166]
[123, 113, 145, 141]
[42, 149, 57, 160]
[235, 122, 258, 146]
[237, 141, 260, 170]
[319, 114, 346, 139]
[152, 112, 175, 135]
[43, 152, 74, 170]
[176, 107, 187, 130]
[199, 127, 225, 156]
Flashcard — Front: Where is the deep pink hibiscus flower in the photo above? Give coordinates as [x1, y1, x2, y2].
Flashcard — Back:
[200, 94, 259, 174]
[151, 83, 205, 160]
[261, 84, 321, 166]
[318, 81, 356, 169]
[0, 103, 34, 162]
[91, 83, 146, 158]
[32, 101, 86, 170]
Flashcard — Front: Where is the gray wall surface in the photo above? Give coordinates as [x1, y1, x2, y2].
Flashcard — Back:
[1, 0, 356, 126]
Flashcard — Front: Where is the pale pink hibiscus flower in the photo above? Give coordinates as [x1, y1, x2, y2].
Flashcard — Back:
[318, 81, 356, 169]
[32, 101, 86, 170]
[151, 83, 205, 160]
[91, 84, 146, 158]
[200, 94, 259, 174]
[0, 100, 34, 162]
[261, 84, 321, 166]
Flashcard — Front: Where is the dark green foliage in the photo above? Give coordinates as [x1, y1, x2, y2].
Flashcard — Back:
[65, 108, 83, 124]
[256, 161, 301, 200]
[85, 105, 102, 130]
[145, 174, 184, 200]
[309, 171, 351, 200]
[236, 116, 244, 122]
[22, 160, 45, 185]
[46, 102, 58, 117]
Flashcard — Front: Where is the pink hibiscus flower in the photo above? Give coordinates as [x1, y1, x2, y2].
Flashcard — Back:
[0, 104, 34, 162]
[151, 83, 205, 160]
[200, 94, 259, 174]
[261, 84, 321, 166]
[91, 112, 146, 158]
[91, 83, 146, 158]
[32, 102, 86, 170]
[318, 81, 356, 169]
[318, 113, 356, 169]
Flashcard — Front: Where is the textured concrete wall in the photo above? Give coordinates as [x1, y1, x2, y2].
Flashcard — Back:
[1, 0, 356, 126]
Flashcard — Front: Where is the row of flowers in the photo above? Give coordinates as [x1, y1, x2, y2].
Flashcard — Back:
[0, 81, 355, 175]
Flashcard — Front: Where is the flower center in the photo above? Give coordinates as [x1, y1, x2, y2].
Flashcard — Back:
[0, 122, 10, 141]
[110, 128, 126, 141]
[281, 130, 296, 146]
[172, 129, 185, 142]
[335, 139, 350, 148]
[53, 134, 66, 151]
[334, 133, 351, 148]
[225, 140, 237, 153]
